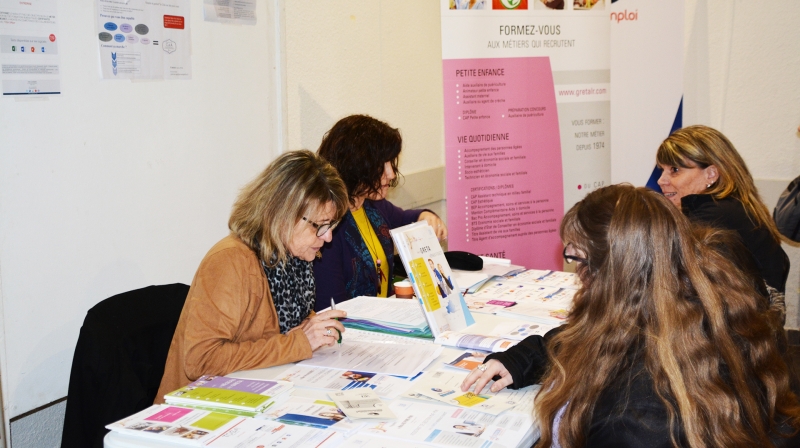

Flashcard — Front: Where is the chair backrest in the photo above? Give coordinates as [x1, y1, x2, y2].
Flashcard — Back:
[61, 283, 189, 448]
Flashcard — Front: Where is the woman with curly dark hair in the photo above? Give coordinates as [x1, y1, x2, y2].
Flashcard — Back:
[313, 114, 447, 310]
[462, 184, 800, 447]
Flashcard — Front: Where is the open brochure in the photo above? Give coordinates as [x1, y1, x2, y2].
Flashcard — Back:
[205, 418, 342, 447]
[106, 404, 248, 446]
[358, 399, 536, 447]
[405, 370, 526, 416]
[272, 364, 416, 400]
[297, 340, 443, 377]
[470, 279, 576, 325]
[390, 222, 475, 337]
[435, 331, 517, 352]
[259, 396, 365, 436]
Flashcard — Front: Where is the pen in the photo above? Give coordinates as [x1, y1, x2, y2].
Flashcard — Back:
[331, 297, 343, 345]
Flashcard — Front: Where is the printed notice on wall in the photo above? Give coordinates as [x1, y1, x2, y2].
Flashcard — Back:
[203, 0, 256, 26]
[96, 0, 191, 80]
[440, 0, 610, 270]
[0, 0, 61, 95]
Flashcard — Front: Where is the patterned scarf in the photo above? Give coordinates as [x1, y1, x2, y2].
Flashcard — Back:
[261, 256, 316, 334]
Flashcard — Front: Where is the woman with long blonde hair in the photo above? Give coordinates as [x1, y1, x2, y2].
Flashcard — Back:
[463, 184, 800, 447]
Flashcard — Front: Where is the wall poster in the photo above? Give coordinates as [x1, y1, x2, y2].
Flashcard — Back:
[96, 0, 192, 80]
[441, 0, 610, 269]
[0, 0, 61, 95]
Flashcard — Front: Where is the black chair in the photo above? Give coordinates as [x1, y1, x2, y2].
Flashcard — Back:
[61, 283, 189, 448]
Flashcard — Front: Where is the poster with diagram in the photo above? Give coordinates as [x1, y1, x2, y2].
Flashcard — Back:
[96, 0, 191, 80]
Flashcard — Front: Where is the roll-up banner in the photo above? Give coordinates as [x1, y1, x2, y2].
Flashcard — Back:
[441, 0, 683, 270]
[441, 0, 610, 269]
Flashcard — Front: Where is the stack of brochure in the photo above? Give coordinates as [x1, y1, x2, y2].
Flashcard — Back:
[105, 404, 248, 446]
[390, 222, 475, 337]
[164, 375, 293, 417]
[451, 256, 526, 294]
[460, 269, 581, 325]
[106, 404, 342, 447]
[336, 296, 433, 339]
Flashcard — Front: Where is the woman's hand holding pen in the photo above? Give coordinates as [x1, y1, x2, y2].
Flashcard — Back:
[300, 310, 346, 350]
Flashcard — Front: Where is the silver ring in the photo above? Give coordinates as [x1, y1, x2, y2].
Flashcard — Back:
[325, 328, 332, 336]
[477, 364, 487, 372]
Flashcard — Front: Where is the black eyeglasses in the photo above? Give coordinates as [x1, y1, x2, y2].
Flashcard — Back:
[303, 217, 339, 237]
[563, 244, 588, 265]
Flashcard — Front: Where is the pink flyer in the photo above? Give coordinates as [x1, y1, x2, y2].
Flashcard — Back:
[148, 406, 193, 422]
[443, 57, 563, 269]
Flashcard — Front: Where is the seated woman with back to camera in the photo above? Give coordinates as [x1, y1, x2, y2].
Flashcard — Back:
[462, 184, 800, 448]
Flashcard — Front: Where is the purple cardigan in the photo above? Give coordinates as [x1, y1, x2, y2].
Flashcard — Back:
[313, 199, 423, 311]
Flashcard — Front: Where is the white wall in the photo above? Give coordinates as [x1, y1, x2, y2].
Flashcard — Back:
[284, 1, 445, 178]
[682, 0, 800, 327]
[0, 0, 283, 424]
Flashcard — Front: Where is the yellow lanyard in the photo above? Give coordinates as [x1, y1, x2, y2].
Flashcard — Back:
[352, 208, 389, 297]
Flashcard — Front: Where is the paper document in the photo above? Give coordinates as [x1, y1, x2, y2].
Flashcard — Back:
[298, 341, 442, 377]
[451, 270, 490, 293]
[330, 390, 395, 420]
[259, 396, 364, 435]
[203, 0, 256, 25]
[335, 296, 431, 337]
[337, 433, 414, 448]
[444, 350, 489, 371]
[488, 321, 559, 341]
[336, 297, 428, 327]
[205, 417, 341, 447]
[510, 269, 581, 289]
[342, 328, 436, 346]
[0, 0, 62, 95]
[436, 331, 517, 352]
[464, 296, 517, 314]
[270, 365, 414, 400]
[360, 400, 534, 447]
[407, 370, 521, 415]
[495, 287, 576, 325]
[470, 280, 561, 302]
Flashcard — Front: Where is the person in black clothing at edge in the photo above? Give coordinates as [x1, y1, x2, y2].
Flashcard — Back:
[462, 184, 800, 448]
[656, 125, 788, 301]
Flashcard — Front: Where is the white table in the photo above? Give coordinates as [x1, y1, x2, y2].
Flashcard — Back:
[104, 313, 539, 448]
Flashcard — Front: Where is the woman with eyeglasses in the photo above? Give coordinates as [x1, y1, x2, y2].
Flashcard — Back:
[462, 184, 800, 447]
[156, 150, 349, 402]
[313, 115, 447, 311]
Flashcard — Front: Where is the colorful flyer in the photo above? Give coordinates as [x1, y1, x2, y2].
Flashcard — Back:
[407, 370, 521, 416]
